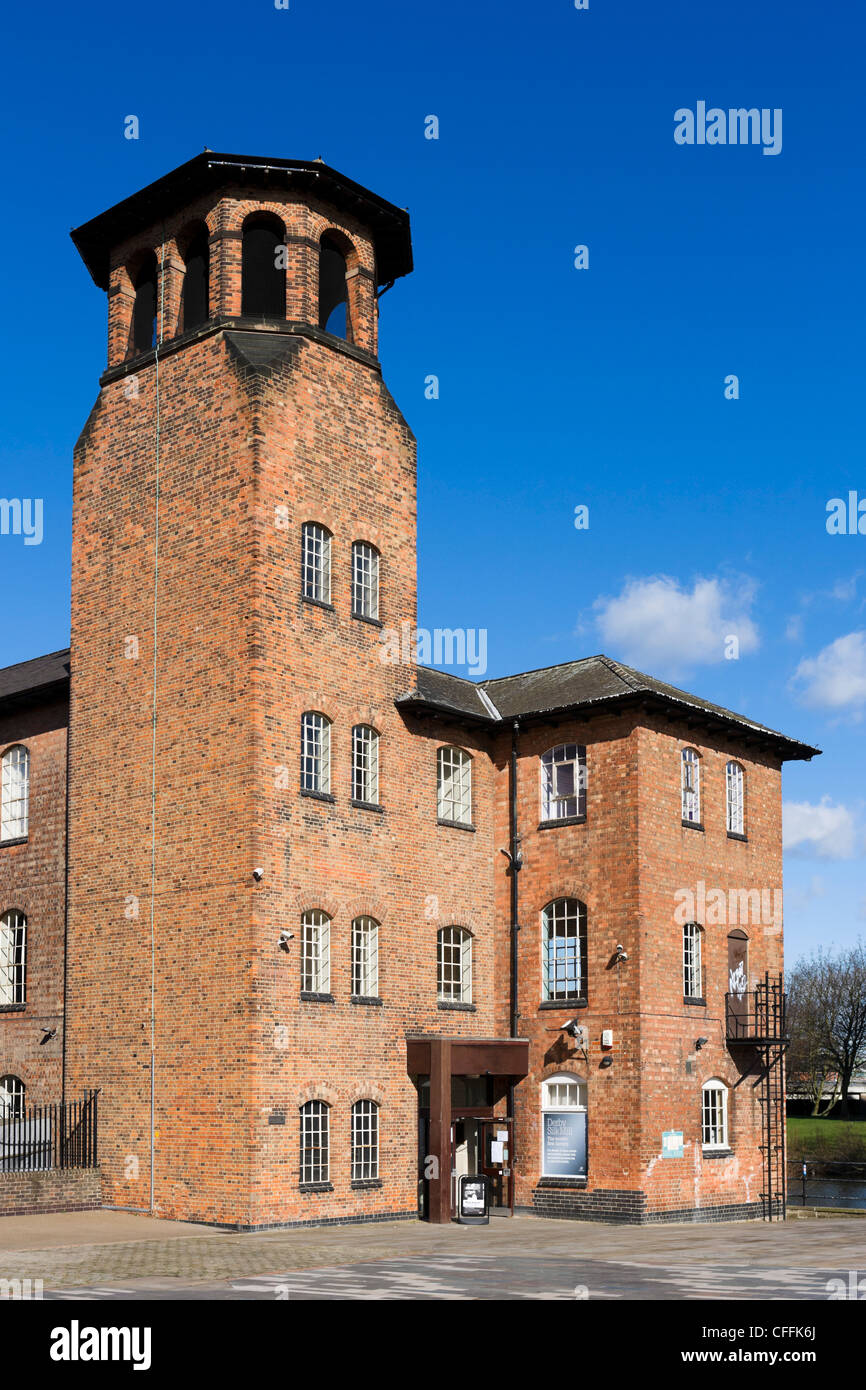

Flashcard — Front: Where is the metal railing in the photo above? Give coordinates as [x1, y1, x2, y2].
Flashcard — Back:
[726, 972, 788, 1043]
[0, 1090, 99, 1172]
[788, 1157, 866, 1209]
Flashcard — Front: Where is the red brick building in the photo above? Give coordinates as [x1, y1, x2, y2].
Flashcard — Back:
[0, 153, 818, 1227]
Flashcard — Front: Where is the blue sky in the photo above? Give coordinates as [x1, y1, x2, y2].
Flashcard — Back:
[1, 0, 864, 963]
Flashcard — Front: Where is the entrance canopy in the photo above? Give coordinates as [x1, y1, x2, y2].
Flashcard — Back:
[407, 1035, 530, 1224]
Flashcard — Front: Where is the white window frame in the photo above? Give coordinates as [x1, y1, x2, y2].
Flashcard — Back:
[351, 725, 379, 805]
[683, 922, 703, 999]
[542, 899, 587, 1002]
[726, 760, 744, 835]
[540, 744, 586, 822]
[351, 916, 379, 998]
[1, 745, 30, 842]
[301, 910, 331, 994]
[351, 1099, 379, 1181]
[0, 1074, 25, 1118]
[681, 748, 701, 824]
[437, 926, 472, 1003]
[0, 910, 26, 1007]
[300, 1100, 329, 1183]
[436, 746, 472, 825]
[351, 541, 379, 620]
[301, 712, 331, 795]
[301, 522, 331, 604]
[701, 1080, 729, 1151]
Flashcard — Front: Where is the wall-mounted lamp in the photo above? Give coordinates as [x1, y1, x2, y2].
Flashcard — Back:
[695, 1037, 709, 1051]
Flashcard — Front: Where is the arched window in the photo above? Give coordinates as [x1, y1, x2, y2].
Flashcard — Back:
[436, 746, 472, 825]
[0, 911, 26, 1007]
[300, 713, 331, 795]
[241, 214, 286, 319]
[0, 1075, 24, 1118]
[300, 1100, 329, 1184]
[130, 252, 158, 353]
[540, 744, 586, 822]
[1, 745, 30, 842]
[180, 224, 209, 331]
[301, 522, 332, 604]
[318, 234, 350, 339]
[683, 922, 703, 1000]
[300, 910, 331, 994]
[681, 748, 701, 824]
[541, 1073, 587, 1178]
[437, 926, 472, 1003]
[701, 1080, 729, 1151]
[351, 541, 379, 620]
[351, 1100, 379, 1181]
[726, 760, 745, 836]
[542, 899, 587, 1002]
[351, 726, 379, 805]
[351, 916, 379, 998]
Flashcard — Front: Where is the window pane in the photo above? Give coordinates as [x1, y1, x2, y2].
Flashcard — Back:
[542, 899, 586, 1001]
[1, 746, 30, 841]
[437, 747, 471, 824]
[302, 524, 331, 603]
[352, 543, 379, 620]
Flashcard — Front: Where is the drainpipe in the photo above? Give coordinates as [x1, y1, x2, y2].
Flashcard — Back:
[507, 719, 522, 1158]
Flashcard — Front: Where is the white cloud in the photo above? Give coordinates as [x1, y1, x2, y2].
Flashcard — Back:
[785, 615, 803, 642]
[783, 797, 858, 860]
[592, 575, 759, 674]
[791, 631, 866, 714]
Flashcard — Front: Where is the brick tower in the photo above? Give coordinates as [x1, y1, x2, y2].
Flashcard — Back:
[64, 154, 441, 1223]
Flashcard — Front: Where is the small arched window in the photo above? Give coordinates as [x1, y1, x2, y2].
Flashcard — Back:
[351, 726, 379, 806]
[726, 761, 745, 836]
[0, 1074, 24, 1118]
[351, 916, 379, 998]
[683, 922, 703, 1000]
[241, 214, 286, 319]
[681, 748, 701, 824]
[541, 1074, 587, 1178]
[351, 541, 379, 620]
[180, 224, 209, 331]
[540, 744, 586, 822]
[301, 522, 332, 604]
[351, 1100, 379, 1181]
[300, 910, 331, 995]
[437, 926, 472, 1003]
[542, 899, 587, 1002]
[318, 234, 350, 339]
[130, 252, 158, 353]
[436, 746, 472, 825]
[300, 713, 331, 795]
[0, 911, 26, 1007]
[300, 1099, 329, 1183]
[701, 1080, 729, 1151]
[1, 745, 30, 842]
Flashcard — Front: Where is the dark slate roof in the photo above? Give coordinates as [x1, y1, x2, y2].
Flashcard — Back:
[71, 152, 413, 290]
[396, 654, 820, 761]
[0, 649, 70, 713]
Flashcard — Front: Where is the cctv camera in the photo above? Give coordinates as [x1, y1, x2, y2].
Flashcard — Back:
[279, 930, 294, 952]
[253, 867, 264, 881]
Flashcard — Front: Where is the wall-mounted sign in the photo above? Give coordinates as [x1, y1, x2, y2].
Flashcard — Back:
[542, 1111, 587, 1178]
[662, 1130, 684, 1158]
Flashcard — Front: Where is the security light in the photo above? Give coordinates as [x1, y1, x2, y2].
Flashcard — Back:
[695, 1037, 709, 1050]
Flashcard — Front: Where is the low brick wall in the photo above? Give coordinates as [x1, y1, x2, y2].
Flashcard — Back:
[0, 1168, 101, 1217]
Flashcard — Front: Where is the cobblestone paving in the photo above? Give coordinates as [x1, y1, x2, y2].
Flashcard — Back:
[0, 1214, 862, 1301]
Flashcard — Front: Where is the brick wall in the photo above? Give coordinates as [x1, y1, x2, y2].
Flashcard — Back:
[0, 1167, 100, 1217]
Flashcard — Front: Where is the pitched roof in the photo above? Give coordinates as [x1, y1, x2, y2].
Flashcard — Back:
[396, 654, 820, 761]
[0, 649, 71, 713]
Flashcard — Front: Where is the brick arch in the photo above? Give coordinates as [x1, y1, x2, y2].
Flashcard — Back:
[534, 885, 592, 914]
[298, 1082, 338, 1108]
[351, 529, 385, 556]
[297, 695, 334, 722]
[296, 891, 342, 921]
[349, 705, 384, 732]
[427, 897, 484, 935]
[347, 900, 388, 927]
[348, 1083, 385, 1107]
[540, 1060, 589, 1086]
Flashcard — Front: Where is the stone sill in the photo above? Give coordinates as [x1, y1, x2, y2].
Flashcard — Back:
[0, 1004, 26, 1014]
[681, 820, 704, 832]
[350, 995, 383, 1007]
[300, 788, 335, 804]
[301, 595, 335, 613]
[351, 1179, 383, 1190]
[683, 996, 707, 1007]
[702, 1148, 733, 1160]
[537, 815, 586, 831]
[727, 831, 748, 843]
[437, 1000, 476, 1012]
[437, 818, 476, 833]
[538, 998, 588, 1011]
[298, 1182, 334, 1193]
[0, 837, 28, 850]
[351, 799, 384, 814]
[352, 612, 383, 628]
[299, 992, 335, 1004]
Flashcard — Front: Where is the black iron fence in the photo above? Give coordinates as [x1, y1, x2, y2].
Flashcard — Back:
[0, 1091, 99, 1173]
[788, 1157, 866, 1210]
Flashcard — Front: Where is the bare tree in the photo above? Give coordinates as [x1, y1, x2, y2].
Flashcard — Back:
[787, 942, 866, 1118]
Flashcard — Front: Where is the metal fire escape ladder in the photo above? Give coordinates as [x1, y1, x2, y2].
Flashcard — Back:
[726, 972, 788, 1222]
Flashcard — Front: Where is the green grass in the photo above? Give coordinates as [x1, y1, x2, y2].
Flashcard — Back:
[787, 1115, 866, 1160]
